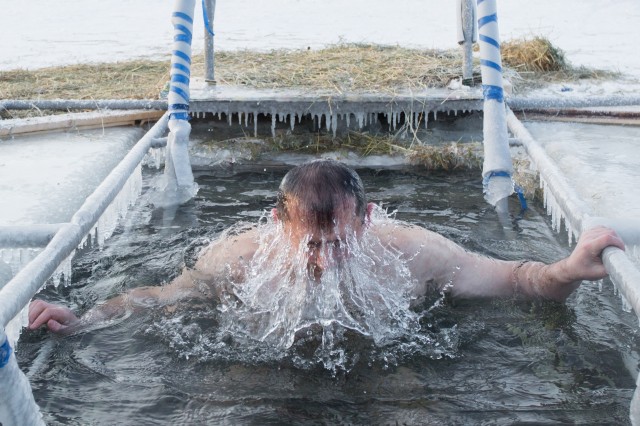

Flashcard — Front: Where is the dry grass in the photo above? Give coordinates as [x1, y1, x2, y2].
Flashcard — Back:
[0, 44, 465, 101]
[502, 37, 567, 72]
[211, 44, 462, 92]
[208, 129, 483, 171]
[1, 40, 616, 117]
[0, 60, 171, 100]
[500, 37, 618, 90]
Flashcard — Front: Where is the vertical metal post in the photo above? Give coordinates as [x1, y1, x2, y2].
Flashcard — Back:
[457, 0, 477, 84]
[204, 0, 217, 83]
[477, 0, 514, 210]
[0, 329, 45, 425]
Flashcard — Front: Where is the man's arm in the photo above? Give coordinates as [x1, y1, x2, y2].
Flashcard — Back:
[29, 226, 259, 334]
[379, 224, 624, 301]
[28, 268, 211, 334]
[510, 226, 625, 301]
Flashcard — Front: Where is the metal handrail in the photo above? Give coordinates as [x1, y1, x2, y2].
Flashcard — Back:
[506, 108, 640, 316]
[0, 113, 169, 329]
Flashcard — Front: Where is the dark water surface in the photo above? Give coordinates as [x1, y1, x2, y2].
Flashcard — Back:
[19, 167, 638, 425]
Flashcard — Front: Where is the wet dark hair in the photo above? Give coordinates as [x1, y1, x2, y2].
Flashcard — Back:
[276, 159, 367, 228]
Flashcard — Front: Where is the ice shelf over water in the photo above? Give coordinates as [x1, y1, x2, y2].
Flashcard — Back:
[525, 122, 640, 221]
[0, 127, 143, 226]
[521, 120, 640, 319]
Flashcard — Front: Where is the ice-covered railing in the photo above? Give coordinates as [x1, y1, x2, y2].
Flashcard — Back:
[507, 109, 640, 424]
[506, 109, 640, 315]
[0, 113, 170, 425]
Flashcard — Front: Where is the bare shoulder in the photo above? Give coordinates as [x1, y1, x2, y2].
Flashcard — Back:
[194, 225, 260, 275]
[369, 221, 453, 254]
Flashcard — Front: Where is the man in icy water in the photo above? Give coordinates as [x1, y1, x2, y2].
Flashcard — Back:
[29, 159, 624, 341]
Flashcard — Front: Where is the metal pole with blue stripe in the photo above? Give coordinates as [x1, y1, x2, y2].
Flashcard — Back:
[164, 0, 198, 203]
[477, 0, 514, 209]
[0, 329, 44, 425]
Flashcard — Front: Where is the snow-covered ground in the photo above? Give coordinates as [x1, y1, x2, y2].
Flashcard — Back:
[0, 1, 638, 236]
[1, 0, 639, 78]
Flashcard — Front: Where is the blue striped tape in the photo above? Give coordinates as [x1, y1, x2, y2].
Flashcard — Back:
[174, 24, 193, 42]
[172, 50, 192, 64]
[202, 0, 215, 36]
[174, 34, 192, 44]
[478, 13, 497, 28]
[0, 337, 11, 368]
[169, 103, 190, 112]
[172, 12, 193, 24]
[170, 112, 190, 121]
[172, 63, 191, 77]
[482, 85, 504, 102]
[480, 59, 502, 72]
[170, 86, 190, 102]
[515, 184, 528, 211]
[479, 34, 500, 49]
[171, 74, 190, 85]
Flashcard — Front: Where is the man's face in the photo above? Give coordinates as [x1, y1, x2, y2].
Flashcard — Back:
[282, 200, 365, 281]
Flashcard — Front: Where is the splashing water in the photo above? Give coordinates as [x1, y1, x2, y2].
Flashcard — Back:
[202, 208, 457, 372]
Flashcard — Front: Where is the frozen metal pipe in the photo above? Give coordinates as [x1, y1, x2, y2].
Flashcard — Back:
[456, 0, 477, 83]
[204, 0, 217, 82]
[0, 113, 169, 328]
[0, 329, 45, 425]
[477, 0, 514, 208]
[0, 224, 64, 248]
[506, 108, 640, 316]
[508, 107, 640, 424]
[508, 95, 640, 111]
[1, 100, 166, 111]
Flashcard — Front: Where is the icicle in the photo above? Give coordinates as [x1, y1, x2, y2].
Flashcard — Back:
[434, 110, 438, 121]
[597, 279, 603, 292]
[4, 304, 30, 347]
[0, 248, 42, 278]
[254, 114, 258, 137]
[227, 112, 232, 126]
[356, 112, 364, 129]
[290, 113, 295, 131]
[51, 249, 75, 287]
[244, 111, 249, 128]
[216, 112, 221, 120]
[332, 113, 337, 138]
[567, 224, 574, 246]
[346, 113, 351, 128]
[271, 114, 276, 137]
[238, 112, 242, 125]
[454, 110, 458, 116]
